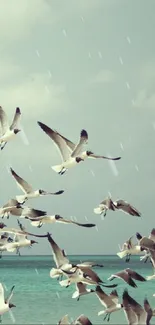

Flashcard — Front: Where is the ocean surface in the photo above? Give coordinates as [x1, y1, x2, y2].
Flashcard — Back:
[0, 255, 155, 324]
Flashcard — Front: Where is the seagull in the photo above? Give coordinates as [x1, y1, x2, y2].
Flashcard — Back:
[95, 286, 122, 322]
[94, 197, 141, 217]
[37, 121, 121, 175]
[47, 233, 103, 281]
[59, 267, 117, 289]
[0, 198, 47, 220]
[122, 289, 147, 325]
[27, 214, 96, 228]
[0, 227, 50, 239]
[117, 236, 144, 262]
[0, 283, 15, 322]
[0, 106, 21, 150]
[144, 297, 155, 325]
[10, 167, 64, 203]
[74, 314, 93, 325]
[72, 282, 95, 301]
[107, 268, 146, 288]
[136, 232, 155, 251]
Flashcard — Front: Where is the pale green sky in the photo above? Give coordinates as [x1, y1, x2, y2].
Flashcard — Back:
[0, 0, 155, 255]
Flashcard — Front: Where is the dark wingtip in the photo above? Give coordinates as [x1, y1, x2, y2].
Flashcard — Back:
[83, 223, 96, 228]
[81, 129, 88, 138]
[16, 107, 21, 114]
[55, 190, 64, 195]
[136, 232, 142, 240]
[114, 157, 121, 160]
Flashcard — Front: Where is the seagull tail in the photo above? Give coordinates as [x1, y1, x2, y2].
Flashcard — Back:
[50, 268, 60, 278]
[94, 207, 102, 215]
[51, 164, 65, 174]
[98, 310, 106, 316]
[72, 291, 79, 299]
[117, 250, 128, 259]
[16, 195, 26, 204]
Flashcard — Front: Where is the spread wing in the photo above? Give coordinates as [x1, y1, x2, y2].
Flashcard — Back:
[47, 233, 69, 268]
[115, 200, 141, 217]
[10, 168, 33, 194]
[10, 107, 21, 130]
[71, 130, 88, 157]
[0, 106, 9, 136]
[37, 122, 71, 162]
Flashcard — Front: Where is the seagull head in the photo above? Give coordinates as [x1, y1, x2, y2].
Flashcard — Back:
[38, 189, 48, 195]
[55, 215, 63, 220]
[136, 232, 142, 240]
[0, 223, 6, 229]
[86, 150, 94, 156]
[30, 240, 38, 245]
[75, 157, 84, 163]
[14, 129, 21, 134]
[9, 303, 16, 308]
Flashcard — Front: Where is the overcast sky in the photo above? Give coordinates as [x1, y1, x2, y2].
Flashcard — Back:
[0, 0, 155, 255]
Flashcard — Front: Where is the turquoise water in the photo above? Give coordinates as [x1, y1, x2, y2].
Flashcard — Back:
[1, 255, 155, 324]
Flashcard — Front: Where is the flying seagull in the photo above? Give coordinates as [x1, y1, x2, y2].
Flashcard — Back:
[0, 198, 47, 220]
[0, 227, 50, 239]
[94, 197, 141, 217]
[58, 314, 70, 325]
[122, 289, 147, 325]
[136, 232, 155, 251]
[0, 106, 21, 150]
[107, 268, 146, 288]
[59, 267, 118, 288]
[10, 167, 64, 204]
[72, 282, 95, 301]
[37, 121, 121, 175]
[95, 286, 122, 322]
[117, 236, 144, 262]
[47, 233, 103, 281]
[27, 214, 96, 228]
[0, 283, 16, 322]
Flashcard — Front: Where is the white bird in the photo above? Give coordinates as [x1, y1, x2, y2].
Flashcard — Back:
[0, 106, 21, 150]
[37, 121, 121, 175]
[27, 214, 95, 229]
[117, 236, 144, 262]
[94, 197, 141, 217]
[95, 286, 122, 322]
[10, 167, 64, 203]
[72, 282, 95, 301]
[0, 198, 47, 220]
[122, 289, 147, 325]
[107, 268, 146, 288]
[47, 233, 103, 280]
[0, 283, 15, 321]
[0, 227, 50, 239]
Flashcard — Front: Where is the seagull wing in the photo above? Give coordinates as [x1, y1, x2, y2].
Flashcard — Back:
[74, 314, 92, 325]
[109, 289, 119, 304]
[144, 298, 153, 325]
[0, 106, 9, 136]
[122, 290, 138, 325]
[149, 228, 155, 242]
[88, 153, 121, 161]
[76, 282, 87, 294]
[58, 314, 70, 325]
[0, 227, 49, 238]
[10, 107, 21, 130]
[79, 267, 103, 284]
[71, 130, 88, 157]
[56, 217, 95, 228]
[95, 286, 115, 308]
[110, 271, 137, 288]
[115, 200, 141, 217]
[5, 285, 15, 304]
[10, 168, 33, 194]
[21, 207, 47, 218]
[47, 233, 69, 268]
[125, 269, 146, 282]
[37, 122, 71, 162]
[0, 283, 5, 306]
[140, 237, 155, 251]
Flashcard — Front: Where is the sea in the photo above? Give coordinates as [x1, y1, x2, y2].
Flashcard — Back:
[0, 255, 155, 324]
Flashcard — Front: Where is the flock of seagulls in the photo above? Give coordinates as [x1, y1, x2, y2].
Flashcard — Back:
[0, 106, 154, 325]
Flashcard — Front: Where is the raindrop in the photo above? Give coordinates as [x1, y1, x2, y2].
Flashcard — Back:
[62, 29, 67, 37]
[126, 82, 130, 90]
[35, 50, 40, 58]
[135, 165, 139, 172]
[119, 57, 123, 65]
[88, 52, 92, 59]
[98, 51, 102, 59]
[35, 268, 39, 275]
[126, 36, 131, 44]
[20, 126, 29, 146]
[120, 143, 124, 151]
[56, 291, 60, 298]
[96, 226, 99, 232]
[85, 216, 88, 221]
